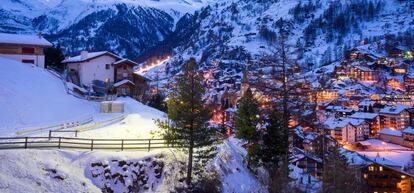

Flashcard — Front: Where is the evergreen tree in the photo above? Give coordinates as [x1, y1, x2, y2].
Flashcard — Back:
[234, 88, 260, 145]
[147, 93, 167, 112]
[155, 58, 217, 185]
[44, 44, 65, 72]
[260, 110, 290, 193]
[260, 110, 288, 164]
[322, 147, 357, 193]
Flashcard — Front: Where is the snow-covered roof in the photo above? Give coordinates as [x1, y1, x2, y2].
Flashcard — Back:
[379, 128, 402, 137]
[113, 79, 135, 87]
[113, 59, 138, 66]
[324, 118, 350, 130]
[62, 51, 121, 63]
[402, 127, 414, 135]
[367, 155, 402, 168]
[349, 112, 378, 120]
[347, 118, 366, 126]
[0, 33, 52, 47]
[379, 104, 411, 115]
[358, 100, 376, 106]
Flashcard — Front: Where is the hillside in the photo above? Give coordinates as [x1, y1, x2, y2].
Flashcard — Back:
[0, 57, 97, 133]
[142, 0, 414, 91]
[0, 0, 214, 58]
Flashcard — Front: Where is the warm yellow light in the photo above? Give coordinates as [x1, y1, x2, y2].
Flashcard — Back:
[369, 166, 374, 171]
[401, 175, 406, 179]
[363, 173, 368, 179]
[379, 166, 383, 171]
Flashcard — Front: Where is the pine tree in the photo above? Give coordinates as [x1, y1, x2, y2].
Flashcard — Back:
[260, 110, 290, 193]
[147, 93, 167, 112]
[234, 88, 260, 145]
[44, 44, 65, 72]
[322, 147, 357, 193]
[155, 58, 217, 185]
[260, 110, 288, 164]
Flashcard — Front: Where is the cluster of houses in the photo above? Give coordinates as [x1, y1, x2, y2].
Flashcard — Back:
[0, 32, 150, 101]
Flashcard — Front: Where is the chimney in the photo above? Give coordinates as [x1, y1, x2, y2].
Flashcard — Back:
[81, 51, 88, 60]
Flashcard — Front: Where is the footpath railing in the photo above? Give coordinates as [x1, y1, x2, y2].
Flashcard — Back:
[0, 137, 172, 152]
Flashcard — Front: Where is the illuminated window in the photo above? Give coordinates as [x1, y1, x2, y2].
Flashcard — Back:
[379, 166, 383, 171]
[401, 175, 406, 179]
[363, 173, 368, 179]
[368, 166, 374, 171]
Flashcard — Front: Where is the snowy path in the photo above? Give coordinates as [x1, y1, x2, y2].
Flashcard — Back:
[215, 138, 268, 193]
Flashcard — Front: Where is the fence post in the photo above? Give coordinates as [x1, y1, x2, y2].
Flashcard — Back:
[58, 137, 61, 149]
[49, 130, 52, 140]
[24, 137, 28, 149]
[148, 139, 151, 152]
[121, 140, 124, 151]
[75, 130, 78, 137]
[91, 139, 94, 151]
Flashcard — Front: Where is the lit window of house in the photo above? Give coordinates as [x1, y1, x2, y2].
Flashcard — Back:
[369, 166, 374, 171]
[379, 166, 383, 171]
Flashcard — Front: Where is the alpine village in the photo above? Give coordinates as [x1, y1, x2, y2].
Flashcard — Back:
[1, 0, 414, 193]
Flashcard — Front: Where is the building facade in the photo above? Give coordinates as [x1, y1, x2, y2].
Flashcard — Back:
[0, 33, 52, 68]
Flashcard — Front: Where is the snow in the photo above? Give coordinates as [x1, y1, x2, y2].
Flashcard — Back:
[349, 112, 378, 120]
[0, 56, 97, 134]
[379, 128, 403, 137]
[0, 33, 53, 47]
[403, 127, 414, 135]
[357, 139, 409, 151]
[379, 104, 412, 115]
[358, 151, 414, 168]
[214, 137, 268, 193]
[113, 79, 135, 87]
[62, 51, 118, 63]
[0, 149, 170, 193]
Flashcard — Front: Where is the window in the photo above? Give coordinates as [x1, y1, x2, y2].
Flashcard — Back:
[379, 166, 383, 171]
[368, 166, 374, 171]
[22, 47, 35, 54]
[22, 59, 35, 64]
[105, 64, 110, 70]
[123, 65, 127, 70]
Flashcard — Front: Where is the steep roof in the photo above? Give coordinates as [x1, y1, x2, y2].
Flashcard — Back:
[113, 59, 138, 66]
[0, 33, 53, 47]
[62, 51, 121, 63]
[403, 127, 414, 135]
[113, 79, 135, 87]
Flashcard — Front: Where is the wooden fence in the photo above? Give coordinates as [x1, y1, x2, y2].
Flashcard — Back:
[0, 137, 173, 152]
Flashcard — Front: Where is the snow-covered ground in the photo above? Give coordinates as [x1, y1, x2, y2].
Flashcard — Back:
[0, 57, 98, 135]
[0, 149, 172, 193]
[358, 151, 414, 167]
[215, 137, 268, 193]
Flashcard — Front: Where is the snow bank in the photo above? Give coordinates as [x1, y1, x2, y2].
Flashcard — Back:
[0, 149, 170, 193]
[0, 57, 97, 135]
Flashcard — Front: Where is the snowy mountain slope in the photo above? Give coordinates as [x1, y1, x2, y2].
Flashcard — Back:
[0, 0, 217, 58]
[143, 0, 414, 89]
[0, 57, 97, 134]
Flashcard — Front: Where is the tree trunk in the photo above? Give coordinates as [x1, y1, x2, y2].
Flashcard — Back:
[186, 132, 194, 185]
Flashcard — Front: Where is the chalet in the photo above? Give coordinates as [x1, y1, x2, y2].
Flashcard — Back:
[388, 46, 408, 58]
[0, 32, 52, 68]
[361, 162, 413, 193]
[63, 51, 149, 99]
[302, 134, 337, 155]
[379, 104, 411, 130]
[349, 65, 379, 82]
[324, 118, 368, 144]
[290, 148, 323, 179]
[350, 112, 380, 135]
